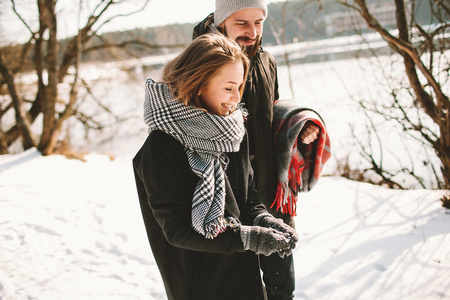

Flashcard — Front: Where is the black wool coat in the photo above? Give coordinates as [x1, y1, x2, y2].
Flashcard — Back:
[133, 130, 269, 300]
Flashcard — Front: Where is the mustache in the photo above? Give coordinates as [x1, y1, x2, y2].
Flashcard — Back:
[236, 36, 258, 43]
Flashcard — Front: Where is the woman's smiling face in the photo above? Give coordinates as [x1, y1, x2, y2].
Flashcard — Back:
[198, 61, 244, 116]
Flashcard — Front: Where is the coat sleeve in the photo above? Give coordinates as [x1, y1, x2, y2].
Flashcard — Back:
[239, 133, 270, 224]
[271, 55, 280, 102]
[133, 130, 245, 254]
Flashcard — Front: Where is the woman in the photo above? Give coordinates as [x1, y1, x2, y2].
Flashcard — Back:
[133, 34, 297, 300]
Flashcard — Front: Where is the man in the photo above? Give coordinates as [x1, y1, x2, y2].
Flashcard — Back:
[193, 1, 320, 299]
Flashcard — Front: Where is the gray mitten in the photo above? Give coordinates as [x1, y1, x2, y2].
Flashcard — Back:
[240, 225, 290, 256]
[254, 213, 299, 249]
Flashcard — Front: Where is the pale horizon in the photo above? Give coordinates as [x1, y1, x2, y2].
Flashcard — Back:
[0, 0, 284, 44]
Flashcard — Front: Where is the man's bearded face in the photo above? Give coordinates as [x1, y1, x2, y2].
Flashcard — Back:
[236, 35, 261, 58]
[218, 8, 265, 59]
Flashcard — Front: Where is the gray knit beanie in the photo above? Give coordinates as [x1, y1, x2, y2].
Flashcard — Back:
[214, 0, 268, 27]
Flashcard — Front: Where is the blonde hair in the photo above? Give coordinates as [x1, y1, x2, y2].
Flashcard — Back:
[162, 33, 249, 109]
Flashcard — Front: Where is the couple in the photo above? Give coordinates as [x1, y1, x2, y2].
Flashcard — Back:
[133, 0, 324, 299]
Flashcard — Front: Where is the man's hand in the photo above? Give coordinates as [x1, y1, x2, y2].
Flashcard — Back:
[300, 122, 320, 145]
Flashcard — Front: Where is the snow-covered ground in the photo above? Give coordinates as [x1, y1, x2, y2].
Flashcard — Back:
[0, 148, 448, 299]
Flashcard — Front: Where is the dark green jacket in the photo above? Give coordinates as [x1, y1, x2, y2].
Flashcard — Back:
[193, 14, 293, 226]
[133, 130, 268, 300]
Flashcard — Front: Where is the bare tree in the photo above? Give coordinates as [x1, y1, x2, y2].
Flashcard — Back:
[332, 0, 450, 189]
[0, 0, 154, 155]
[267, 0, 297, 99]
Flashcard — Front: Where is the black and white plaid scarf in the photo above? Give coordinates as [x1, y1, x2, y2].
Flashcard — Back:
[144, 79, 245, 238]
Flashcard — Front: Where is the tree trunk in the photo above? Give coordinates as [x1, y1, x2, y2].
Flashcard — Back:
[37, 0, 59, 155]
[0, 51, 35, 150]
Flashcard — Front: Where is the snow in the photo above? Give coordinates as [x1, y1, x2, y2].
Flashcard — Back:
[0, 148, 448, 299]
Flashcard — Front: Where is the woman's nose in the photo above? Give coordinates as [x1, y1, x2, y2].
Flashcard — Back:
[231, 89, 241, 102]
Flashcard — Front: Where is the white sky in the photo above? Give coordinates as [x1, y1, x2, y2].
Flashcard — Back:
[101, 0, 218, 30]
[0, 0, 283, 43]
[104, 0, 284, 29]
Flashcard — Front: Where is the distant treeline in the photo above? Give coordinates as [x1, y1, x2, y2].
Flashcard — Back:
[3, 0, 441, 66]
[79, 0, 438, 62]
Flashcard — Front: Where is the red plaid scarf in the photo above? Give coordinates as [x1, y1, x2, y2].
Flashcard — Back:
[272, 99, 331, 216]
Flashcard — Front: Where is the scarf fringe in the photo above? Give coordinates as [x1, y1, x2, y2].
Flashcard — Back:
[271, 182, 296, 216]
[271, 137, 304, 216]
[204, 217, 240, 239]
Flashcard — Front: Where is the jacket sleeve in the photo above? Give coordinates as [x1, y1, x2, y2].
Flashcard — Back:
[133, 130, 245, 254]
[269, 52, 280, 102]
[273, 62, 280, 102]
[240, 133, 270, 224]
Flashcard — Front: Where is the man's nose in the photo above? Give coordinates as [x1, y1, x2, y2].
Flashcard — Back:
[246, 24, 257, 39]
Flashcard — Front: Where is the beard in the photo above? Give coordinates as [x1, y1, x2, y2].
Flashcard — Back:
[236, 36, 261, 59]
[221, 26, 261, 59]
